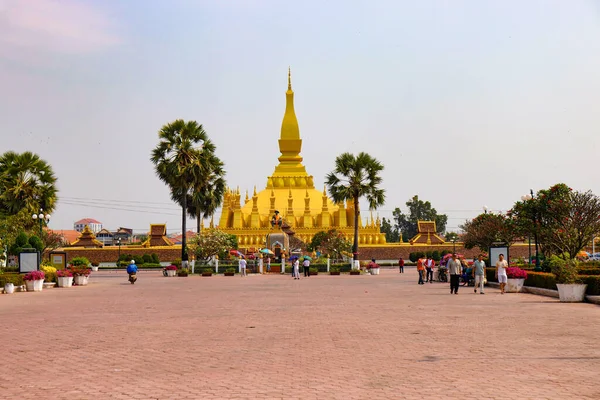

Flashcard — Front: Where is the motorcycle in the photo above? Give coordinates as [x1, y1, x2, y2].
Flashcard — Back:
[437, 267, 448, 282]
[128, 273, 137, 284]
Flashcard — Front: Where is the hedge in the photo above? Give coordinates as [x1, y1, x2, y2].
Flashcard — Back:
[577, 268, 600, 276]
[485, 270, 600, 295]
[0, 273, 24, 286]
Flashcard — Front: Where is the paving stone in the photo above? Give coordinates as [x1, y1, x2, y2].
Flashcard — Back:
[0, 269, 598, 399]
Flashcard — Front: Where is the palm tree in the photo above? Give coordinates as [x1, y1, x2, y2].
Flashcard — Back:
[171, 146, 226, 234]
[0, 151, 58, 217]
[151, 120, 214, 262]
[326, 152, 386, 264]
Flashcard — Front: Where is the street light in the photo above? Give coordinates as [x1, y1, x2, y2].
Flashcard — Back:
[521, 190, 540, 271]
[451, 237, 458, 253]
[116, 238, 122, 266]
[32, 209, 51, 238]
[483, 205, 488, 214]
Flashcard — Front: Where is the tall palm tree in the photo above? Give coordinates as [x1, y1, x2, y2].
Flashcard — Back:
[151, 120, 211, 262]
[0, 151, 58, 217]
[325, 152, 386, 263]
[171, 146, 226, 234]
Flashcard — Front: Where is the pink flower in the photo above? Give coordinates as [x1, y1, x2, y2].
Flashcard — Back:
[24, 271, 45, 281]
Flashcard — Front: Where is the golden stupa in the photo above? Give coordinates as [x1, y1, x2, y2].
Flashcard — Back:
[218, 69, 386, 249]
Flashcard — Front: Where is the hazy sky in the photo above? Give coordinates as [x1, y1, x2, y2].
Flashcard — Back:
[1, 0, 599, 234]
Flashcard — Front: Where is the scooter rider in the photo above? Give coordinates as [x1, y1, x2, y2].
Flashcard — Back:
[127, 259, 138, 284]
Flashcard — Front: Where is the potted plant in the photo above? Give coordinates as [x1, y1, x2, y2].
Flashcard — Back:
[309, 267, 318, 276]
[71, 265, 91, 286]
[505, 267, 528, 293]
[350, 269, 361, 275]
[224, 268, 236, 276]
[550, 256, 587, 302]
[56, 269, 74, 288]
[177, 268, 189, 277]
[24, 270, 45, 292]
[330, 266, 340, 276]
[367, 260, 380, 275]
[165, 265, 177, 277]
[202, 267, 213, 277]
[91, 262, 99, 272]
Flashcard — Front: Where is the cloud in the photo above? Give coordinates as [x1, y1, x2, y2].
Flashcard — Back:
[0, 0, 120, 56]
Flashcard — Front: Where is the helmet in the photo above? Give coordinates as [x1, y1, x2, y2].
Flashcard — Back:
[131, 260, 135, 264]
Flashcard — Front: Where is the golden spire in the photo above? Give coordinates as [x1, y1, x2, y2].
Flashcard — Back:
[272, 68, 306, 178]
[253, 186, 257, 196]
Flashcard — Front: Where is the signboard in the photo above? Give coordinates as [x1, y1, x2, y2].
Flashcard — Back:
[19, 252, 39, 273]
[489, 246, 509, 268]
[50, 252, 67, 269]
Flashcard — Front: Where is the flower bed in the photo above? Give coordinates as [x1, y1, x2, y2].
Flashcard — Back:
[506, 267, 528, 279]
[24, 271, 45, 281]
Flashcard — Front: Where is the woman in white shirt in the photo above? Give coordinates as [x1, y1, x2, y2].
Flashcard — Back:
[495, 254, 508, 294]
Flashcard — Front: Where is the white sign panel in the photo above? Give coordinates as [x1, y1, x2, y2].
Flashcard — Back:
[19, 253, 38, 273]
[489, 246, 508, 268]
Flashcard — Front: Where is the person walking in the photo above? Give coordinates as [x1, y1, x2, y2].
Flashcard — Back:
[399, 257, 404, 273]
[266, 257, 271, 273]
[302, 257, 310, 277]
[417, 256, 425, 284]
[239, 257, 247, 277]
[473, 254, 486, 294]
[425, 257, 435, 283]
[447, 253, 462, 294]
[496, 254, 508, 294]
[293, 257, 300, 280]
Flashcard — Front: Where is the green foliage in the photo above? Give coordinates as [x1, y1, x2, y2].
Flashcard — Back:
[309, 267, 318, 274]
[380, 217, 399, 242]
[307, 231, 328, 252]
[0, 273, 24, 287]
[409, 252, 425, 262]
[0, 151, 58, 216]
[314, 229, 351, 259]
[28, 235, 43, 252]
[202, 267, 213, 274]
[330, 266, 340, 273]
[70, 257, 90, 267]
[172, 258, 182, 268]
[445, 232, 459, 242]
[578, 268, 600, 276]
[392, 196, 448, 241]
[432, 250, 441, 262]
[225, 267, 236, 274]
[177, 268, 189, 277]
[524, 271, 557, 290]
[548, 255, 580, 284]
[151, 253, 160, 264]
[460, 212, 519, 250]
[188, 228, 237, 261]
[580, 275, 600, 295]
[142, 254, 152, 264]
[326, 152, 386, 259]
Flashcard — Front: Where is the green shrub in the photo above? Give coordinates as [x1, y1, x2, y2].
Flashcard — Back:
[432, 251, 441, 262]
[581, 275, 600, 295]
[142, 254, 152, 264]
[172, 259, 182, 268]
[133, 255, 144, 265]
[28, 235, 43, 252]
[548, 256, 580, 284]
[70, 257, 90, 267]
[151, 253, 160, 264]
[177, 268, 189, 277]
[578, 268, 600, 276]
[330, 266, 340, 273]
[309, 267, 318, 274]
[225, 267, 236, 274]
[44, 271, 57, 283]
[0, 273, 24, 286]
[409, 253, 418, 262]
[202, 267, 212, 274]
[524, 271, 556, 290]
[1, 266, 19, 273]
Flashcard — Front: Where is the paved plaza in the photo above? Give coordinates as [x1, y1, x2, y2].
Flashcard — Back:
[0, 268, 599, 400]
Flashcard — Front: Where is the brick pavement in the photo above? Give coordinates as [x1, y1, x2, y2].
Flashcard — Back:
[0, 268, 599, 400]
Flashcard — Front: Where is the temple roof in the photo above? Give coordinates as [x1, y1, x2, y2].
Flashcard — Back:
[409, 221, 446, 244]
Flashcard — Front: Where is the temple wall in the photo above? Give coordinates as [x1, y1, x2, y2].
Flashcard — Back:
[359, 244, 532, 261]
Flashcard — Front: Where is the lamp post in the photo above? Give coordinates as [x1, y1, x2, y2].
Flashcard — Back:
[116, 238, 122, 266]
[32, 209, 50, 238]
[483, 205, 488, 214]
[522, 190, 541, 271]
[451, 238, 458, 253]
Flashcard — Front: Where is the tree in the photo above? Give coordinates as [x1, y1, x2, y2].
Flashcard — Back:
[307, 231, 329, 252]
[318, 229, 352, 260]
[326, 152, 385, 262]
[380, 217, 399, 242]
[460, 212, 519, 251]
[188, 228, 237, 262]
[392, 196, 448, 241]
[289, 235, 307, 253]
[151, 120, 218, 262]
[171, 143, 226, 234]
[512, 183, 600, 258]
[0, 151, 58, 217]
[445, 232, 459, 242]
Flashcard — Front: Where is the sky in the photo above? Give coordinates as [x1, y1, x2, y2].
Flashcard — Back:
[1, 0, 599, 234]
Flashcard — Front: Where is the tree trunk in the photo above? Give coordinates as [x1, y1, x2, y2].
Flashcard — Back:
[196, 215, 201, 236]
[353, 197, 360, 261]
[182, 193, 188, 261]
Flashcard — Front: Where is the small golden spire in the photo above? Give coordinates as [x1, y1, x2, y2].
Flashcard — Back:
[245, 190, 249, 203]
[253, 186, 257, 196]
[288, 66, 292, 91]
[306, 189, 310, 198]
[323, 185, 327, 196]
[289, 188, 293, 198]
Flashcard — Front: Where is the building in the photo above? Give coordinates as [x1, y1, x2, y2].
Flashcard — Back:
[218, 69, 386, 249]
[74, 218, 102, 233]
[95, 228, 114, 246]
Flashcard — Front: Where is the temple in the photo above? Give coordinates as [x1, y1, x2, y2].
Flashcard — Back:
[218, 69, 386, 249]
